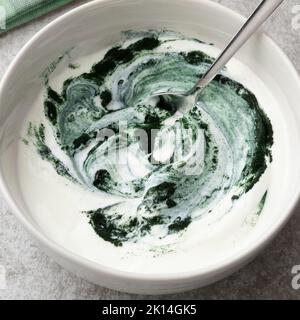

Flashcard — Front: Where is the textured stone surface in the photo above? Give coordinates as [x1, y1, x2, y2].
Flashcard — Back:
[0, 0, 300, 300]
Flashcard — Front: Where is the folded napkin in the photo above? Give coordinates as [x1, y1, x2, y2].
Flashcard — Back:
[0, 0, 76, 33]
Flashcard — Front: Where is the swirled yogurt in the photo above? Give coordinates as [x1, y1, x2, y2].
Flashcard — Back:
[19, 30, 275, 272]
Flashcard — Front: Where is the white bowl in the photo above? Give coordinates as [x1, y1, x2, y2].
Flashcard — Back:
[1, 0, 300, 295]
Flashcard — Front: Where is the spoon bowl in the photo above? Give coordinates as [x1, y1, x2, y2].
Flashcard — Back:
[155, 0, 284, 120]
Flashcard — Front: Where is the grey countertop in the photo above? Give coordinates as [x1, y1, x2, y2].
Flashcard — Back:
[1, 0, 300, 300]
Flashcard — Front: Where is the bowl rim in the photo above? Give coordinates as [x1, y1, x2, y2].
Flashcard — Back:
[1, 0, 300, 283]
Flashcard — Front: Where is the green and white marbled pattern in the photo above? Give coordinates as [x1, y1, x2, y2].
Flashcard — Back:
[26, 30, 273, 247]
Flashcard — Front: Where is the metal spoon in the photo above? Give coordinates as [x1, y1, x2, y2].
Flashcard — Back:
[158, 0, 284, 124]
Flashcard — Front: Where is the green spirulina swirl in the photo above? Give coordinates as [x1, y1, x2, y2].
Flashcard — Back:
[28, 31, 273, 247]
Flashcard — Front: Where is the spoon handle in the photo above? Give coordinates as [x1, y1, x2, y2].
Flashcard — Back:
[196, 0, 284, 90]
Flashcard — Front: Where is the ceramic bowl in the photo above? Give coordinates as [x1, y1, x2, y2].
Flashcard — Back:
[1, 0, 300, 294]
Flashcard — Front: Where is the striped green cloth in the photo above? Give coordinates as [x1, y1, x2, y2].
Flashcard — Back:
[0, 0, 76, 33]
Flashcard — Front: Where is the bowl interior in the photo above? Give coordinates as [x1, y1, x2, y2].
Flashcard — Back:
[1, 0, 300, 278]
